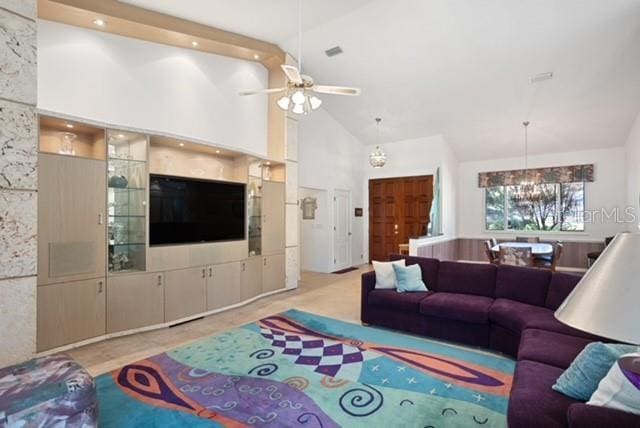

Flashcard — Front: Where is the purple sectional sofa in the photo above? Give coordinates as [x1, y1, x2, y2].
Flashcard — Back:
[361, 255, 639, 428]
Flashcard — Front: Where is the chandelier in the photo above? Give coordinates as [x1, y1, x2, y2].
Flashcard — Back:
[369, 118, 387, 168]
[513, 121, 543, 205]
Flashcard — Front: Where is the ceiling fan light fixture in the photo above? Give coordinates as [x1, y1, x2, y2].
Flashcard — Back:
[292, 103, 305, 115]
[277, 96, 291, 111]
[291, 90, 306, 105]
[309, 96, 322, 110]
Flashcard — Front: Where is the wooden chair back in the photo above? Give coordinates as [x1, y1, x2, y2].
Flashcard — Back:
[484, 240, 499, 264]
[499, 246, 534, 267]
[551, 242, 564, 271]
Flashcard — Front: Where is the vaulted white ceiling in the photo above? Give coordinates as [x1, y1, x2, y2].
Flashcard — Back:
[122, 0, 640, 161]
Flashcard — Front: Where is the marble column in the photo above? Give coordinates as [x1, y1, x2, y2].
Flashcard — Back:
[285, 117, 300, 289]
[0, 0, 37, 367]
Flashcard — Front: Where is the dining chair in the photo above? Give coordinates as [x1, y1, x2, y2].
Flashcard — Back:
[490, 237, 498, 248]
[499, 246, 534, 267]
[515, 236, 540, 243]
[534, 242, 564, 272]
[483, 240, 499, 265]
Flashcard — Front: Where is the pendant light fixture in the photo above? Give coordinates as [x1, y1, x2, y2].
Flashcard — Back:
[369, 118, 387, 168]
[513, 121, 542, 205]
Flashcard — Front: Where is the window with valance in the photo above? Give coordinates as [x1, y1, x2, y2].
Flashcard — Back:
[479, 164, 594, 232]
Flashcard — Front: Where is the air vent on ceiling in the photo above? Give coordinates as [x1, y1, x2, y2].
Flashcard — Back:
[530, 72, 554, 83]
[325, 46, 343, 57]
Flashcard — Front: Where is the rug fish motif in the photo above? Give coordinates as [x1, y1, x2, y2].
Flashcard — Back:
[97, 310, 515, 427]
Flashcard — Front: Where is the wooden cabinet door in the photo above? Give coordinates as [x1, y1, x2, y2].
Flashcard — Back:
[207, 262, 242, 311]
[38, 153, 106, 285]
[37, 278, 106, 351]
[107, 272, 164, 333]
[262, 181, 285, 255]
[262, 254, 285, 293]
[241, 258, 262, 301]
[164, 267, 207, 322]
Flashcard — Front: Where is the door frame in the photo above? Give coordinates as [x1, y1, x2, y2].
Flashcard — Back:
[332, 188, 352, 271]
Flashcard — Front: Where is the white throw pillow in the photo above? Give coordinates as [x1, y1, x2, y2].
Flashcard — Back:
[587, 352, 640, 416]
[372, 259, 406, 289]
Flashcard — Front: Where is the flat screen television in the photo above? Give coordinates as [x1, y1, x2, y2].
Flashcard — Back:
[149, 174, 246, 246]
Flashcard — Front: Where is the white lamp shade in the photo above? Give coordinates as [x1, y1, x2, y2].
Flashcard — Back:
[555, 233, 640, 344]
[291, 91, 305, 105]
[277, 96, 290, 111]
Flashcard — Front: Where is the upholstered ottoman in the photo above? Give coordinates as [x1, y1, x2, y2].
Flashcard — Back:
[0, 354, 97, 427]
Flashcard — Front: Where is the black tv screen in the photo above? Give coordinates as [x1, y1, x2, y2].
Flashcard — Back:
[149, 174, 246, 246]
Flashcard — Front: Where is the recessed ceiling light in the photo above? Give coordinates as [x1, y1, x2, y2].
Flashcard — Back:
[265, 161, 271, 165]
[191, 41, 199, 47]
[215, 150, 221, 154]
[116, 134, 125, 139]
[179, 143, 185, 147]
[93, 19, 106, 27]
[65, 123, 74, 129]
[253, 54, 260, 60]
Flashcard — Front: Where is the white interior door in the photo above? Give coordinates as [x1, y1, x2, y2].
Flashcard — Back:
[333, 189, 352, 271]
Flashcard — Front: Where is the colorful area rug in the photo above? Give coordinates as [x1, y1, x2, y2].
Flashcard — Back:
[97, 310, 515, 427]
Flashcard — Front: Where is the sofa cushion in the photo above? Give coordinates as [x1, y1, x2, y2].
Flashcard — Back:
[437, 261, 497, 297]
[368, 289, 432, 313]
[508, 360, 579, 428]
[567, 403, 640, 428]
[390, 255, 440, 291]
[489, 298, 600, 340]
[419, 292, 494, 324]
[518, 328, 594, 369]
[496, 265, 551, 306]
[546, 272, 582, 310]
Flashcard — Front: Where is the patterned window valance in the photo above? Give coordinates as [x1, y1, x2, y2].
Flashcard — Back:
[478, 164, 594, 188]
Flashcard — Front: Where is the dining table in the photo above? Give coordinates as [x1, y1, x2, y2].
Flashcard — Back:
[491, 242, 553, 255]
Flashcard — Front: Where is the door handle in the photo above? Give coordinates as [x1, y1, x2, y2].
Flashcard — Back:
[209, 267, 212, 277]
[264, 258, 267, 266]
[157, 275, 162, 286]
[97, 280, 103, 293]
[242, 263, 246, 272]
[98, 213, 104, 225]
[202, 268, 206, 278]
[348, 232, 352, 236]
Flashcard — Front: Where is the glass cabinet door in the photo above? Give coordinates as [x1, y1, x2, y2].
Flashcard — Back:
[107, 130, 148, 273]
[248, 176, 262, 257]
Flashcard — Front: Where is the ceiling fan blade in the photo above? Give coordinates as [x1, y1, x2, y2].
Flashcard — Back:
[239, 87, 286, 96]
[313, 85, 361, 96]
[281, 64, 303, 84]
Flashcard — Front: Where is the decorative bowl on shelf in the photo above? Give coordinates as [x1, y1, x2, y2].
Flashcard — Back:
[109, 175, 128, 188]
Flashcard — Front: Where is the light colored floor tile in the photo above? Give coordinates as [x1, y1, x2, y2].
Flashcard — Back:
[69, 266, 372, 376]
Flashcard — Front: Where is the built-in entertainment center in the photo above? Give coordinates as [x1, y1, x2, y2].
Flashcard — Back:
[36, 114, 293, 352]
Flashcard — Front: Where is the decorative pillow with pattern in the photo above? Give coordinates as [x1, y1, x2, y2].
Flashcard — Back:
[588, 353, 640, 416]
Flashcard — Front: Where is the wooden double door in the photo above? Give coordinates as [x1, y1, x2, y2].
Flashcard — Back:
[369, 175, 433, 262]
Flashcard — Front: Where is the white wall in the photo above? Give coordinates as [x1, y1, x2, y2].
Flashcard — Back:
[364, 135, 459, 258]
[37, 20, 268, 156]
[457, 147, 629, 241]
[299, 188, 330, 272]
[625, 111, 640, 231]
[298, 109, 366, 272]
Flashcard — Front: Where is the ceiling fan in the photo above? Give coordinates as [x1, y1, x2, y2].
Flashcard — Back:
[239, 0, 360, 115]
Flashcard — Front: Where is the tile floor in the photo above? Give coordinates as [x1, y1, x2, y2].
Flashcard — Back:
[68, 266, 372, 376]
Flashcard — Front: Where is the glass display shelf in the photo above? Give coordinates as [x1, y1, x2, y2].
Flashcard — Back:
[107, 129, 148, 274]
